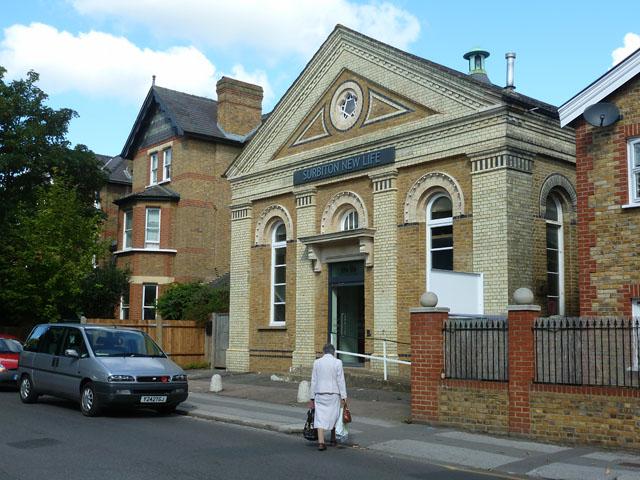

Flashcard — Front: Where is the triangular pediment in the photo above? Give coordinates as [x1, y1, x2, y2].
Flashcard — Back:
[273, 69, 436, 158]
[226, 25, 504, 180]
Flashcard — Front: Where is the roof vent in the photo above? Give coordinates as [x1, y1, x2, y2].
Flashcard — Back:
[505, 52, 516, 90]
[463, 48, 491, 84]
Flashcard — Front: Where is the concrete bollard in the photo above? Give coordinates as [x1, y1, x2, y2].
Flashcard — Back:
[297, 380, 310, 403]
[209, 374, 222, 393]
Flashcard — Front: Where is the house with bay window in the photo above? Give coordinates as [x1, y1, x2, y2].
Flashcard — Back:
[559, 46, 640, 316]
[113, 77, 264, 322]
[225, 26, 577, 376]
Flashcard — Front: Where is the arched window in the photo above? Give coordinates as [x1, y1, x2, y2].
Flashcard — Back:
[545, 195, 564, 316]
[341, 208, 359, 231]
[271, 222, 287, 325]
[427, 194, 453, 271]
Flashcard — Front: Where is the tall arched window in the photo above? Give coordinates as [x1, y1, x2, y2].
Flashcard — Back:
[271, 222, 287, 325]
[341, 208, 359, 231]
[545, 195, 564, 316]
[427, 194, 453, 272]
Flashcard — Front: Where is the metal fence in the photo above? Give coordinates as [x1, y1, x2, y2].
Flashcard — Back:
[443, 317, 508, 381]
[534, 317, 640, 388]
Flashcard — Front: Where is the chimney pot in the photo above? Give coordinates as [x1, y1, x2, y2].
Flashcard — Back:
[216, 77, 263, 137]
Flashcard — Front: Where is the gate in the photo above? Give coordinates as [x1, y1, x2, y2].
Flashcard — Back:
[212, 313, 229, 368]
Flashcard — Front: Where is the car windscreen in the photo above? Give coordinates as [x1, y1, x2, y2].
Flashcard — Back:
[84, 328, 165, 357]
[0, 339, 22, 353]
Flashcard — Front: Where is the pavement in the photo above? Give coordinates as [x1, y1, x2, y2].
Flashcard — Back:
[180, 369, 640, 480]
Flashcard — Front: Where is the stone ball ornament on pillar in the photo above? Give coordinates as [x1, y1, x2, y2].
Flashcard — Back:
[513, 287, 534, 305]
[420, 291, 438, 308]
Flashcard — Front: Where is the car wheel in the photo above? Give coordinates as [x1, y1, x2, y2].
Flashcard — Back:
[156, 404, 177, 415]
[19, 375, 38, 404]
[80, 382, 101, 417]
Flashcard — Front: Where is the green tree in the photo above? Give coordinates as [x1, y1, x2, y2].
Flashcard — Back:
[157, 282, 229, 325]
[79, 261, 130, 319]
[0, 67, 108, 327]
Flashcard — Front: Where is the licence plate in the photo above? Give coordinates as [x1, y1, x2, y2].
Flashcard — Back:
[140, 395, 167, 404]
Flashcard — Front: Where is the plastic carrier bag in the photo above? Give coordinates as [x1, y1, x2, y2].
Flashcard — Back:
[303, 408, 318, 441]
[335, 407, 349, 442]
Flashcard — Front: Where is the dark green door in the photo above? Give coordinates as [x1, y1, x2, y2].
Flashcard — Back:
[329, 261, 365, 365]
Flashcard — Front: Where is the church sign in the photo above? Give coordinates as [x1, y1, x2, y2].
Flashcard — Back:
[293, 147, 395, 185]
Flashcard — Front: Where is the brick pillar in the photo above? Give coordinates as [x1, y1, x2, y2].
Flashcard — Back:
[507, 303, 539, 435]
[227, 203, 252, 372]
[371, 171, 399, 374]
[292, 188, 317, 370]
[410, 306, 449, 423]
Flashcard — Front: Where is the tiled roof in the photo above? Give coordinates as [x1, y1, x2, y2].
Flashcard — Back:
[113, 184, 180, 206]
[97, 154, 132, 185]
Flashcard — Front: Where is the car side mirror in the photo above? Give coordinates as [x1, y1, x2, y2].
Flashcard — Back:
[65, 349, 79, 358]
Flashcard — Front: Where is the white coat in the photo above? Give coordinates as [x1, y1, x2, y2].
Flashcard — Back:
[310, 353, 347, 400]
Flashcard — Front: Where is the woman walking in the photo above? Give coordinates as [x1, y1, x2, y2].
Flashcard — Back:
[309, 343, 347, 451]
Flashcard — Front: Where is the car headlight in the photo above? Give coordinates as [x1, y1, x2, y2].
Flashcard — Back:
[108, 375, 135, 382]
[172, 374, 187, 382]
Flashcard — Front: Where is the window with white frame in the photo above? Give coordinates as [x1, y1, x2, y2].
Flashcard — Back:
[271, 222, 287, 325]
[123, 210, 133, 249]
[145, 208, 160, 249]
[341, 208, 359, 231]
[149, 152, 158, 185]
[120, 288, 130, 320]
[142, 284, 158, 320]
[628, 138, 640, 204]
[545, 194, 564, 316]
[163, 148, 172, 181]
[426, 194, 453, 271]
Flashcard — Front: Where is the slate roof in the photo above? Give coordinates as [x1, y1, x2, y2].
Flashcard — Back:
[113, 184, 180, 206]
[121, 86, 266, 159]
[97, 154, 132, 185]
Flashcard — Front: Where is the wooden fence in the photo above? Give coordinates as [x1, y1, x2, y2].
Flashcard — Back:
[87, 318, 207, 367]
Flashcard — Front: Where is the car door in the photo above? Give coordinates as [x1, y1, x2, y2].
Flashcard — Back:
[33, 326, 66, 394]
[55, 327, 87, 399]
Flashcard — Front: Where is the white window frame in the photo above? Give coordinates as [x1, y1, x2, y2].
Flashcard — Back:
[119, 289, 130, 320]
[123, 210, 133, 250]
[627, 138, 640, 204]
[270, 222, 287, 326]
[149, 152, 158, 185]
[426, 193, 453, 290]
[142, 283, 158, 321]
[145, 207, 161, 249]
[545, 195, 565, 316]
[341, 208, 359, 231]
[163, 148, 172, 182]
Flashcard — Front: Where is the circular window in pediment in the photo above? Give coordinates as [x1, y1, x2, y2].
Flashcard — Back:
[330, 81, 363, 131]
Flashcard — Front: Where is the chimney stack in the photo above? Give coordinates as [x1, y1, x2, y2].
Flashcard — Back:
[216, 77, 263, 137]
[505, 52, 516, 90]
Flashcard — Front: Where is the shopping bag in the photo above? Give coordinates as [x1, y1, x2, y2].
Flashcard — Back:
[335, 407, 349, 442]
[303, 408, 318, 441]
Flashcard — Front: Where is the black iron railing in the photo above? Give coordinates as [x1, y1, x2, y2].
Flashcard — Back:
[443, 317, 508, 381]
[534, 317, 640, 388]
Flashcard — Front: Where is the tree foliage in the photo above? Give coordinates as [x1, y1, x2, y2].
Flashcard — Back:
[79, 261, 130, 319]
[0, 67, 110, 327]
[157, 282, 229, 325]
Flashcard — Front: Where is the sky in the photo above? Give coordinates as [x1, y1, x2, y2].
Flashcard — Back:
[1, 0, 639, 156]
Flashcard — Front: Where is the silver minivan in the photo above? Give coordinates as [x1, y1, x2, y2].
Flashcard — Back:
[18, 323, 188, 416]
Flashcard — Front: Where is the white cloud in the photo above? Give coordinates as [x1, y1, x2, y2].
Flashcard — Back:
[0, 23, 273, 106]
[71, 0, 421, 57]
[224, 64, 274, 104]
[612, 33, 640, 66]
[0, 23, 219, 103]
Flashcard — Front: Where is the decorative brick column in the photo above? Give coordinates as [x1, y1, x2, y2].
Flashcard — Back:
[410, 304, 449, 423]
[507, 300, 539, 435]
[292, 188, 318, 370]
[226, 203, 252, 372]
[371, 171, 399, 374]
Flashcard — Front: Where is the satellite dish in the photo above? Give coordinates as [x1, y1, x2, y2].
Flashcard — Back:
[583, 102, 621, 127]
